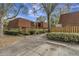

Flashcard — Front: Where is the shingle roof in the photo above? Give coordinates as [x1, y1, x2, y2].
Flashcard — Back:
[13, 18, 34, 22]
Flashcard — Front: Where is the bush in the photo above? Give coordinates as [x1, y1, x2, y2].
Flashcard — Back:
[35, 30, 44, 34]
[35, 29, 47, 34]
[4, 30, 30, 36]
[47, 32, 79, 43]
[4, 31, 19, 35]
[21, 32, 30, 35]
[29, 30, 36, 35]
[4, 29, 47, 36]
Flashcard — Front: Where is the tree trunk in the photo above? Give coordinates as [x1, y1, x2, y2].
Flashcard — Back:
[0, 17, 4, 37]
[47, 14, 51, 32]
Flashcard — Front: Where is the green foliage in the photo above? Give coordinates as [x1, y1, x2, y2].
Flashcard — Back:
[36, 16, 46, 22]
[47, 32, 79, 43]
[4, 31, 19, 36]
[35, 29, 47, 34]
[4, 29, 47, 36]
[4, 29, 20, 36]
[28, 30, 36, 35]
[20, 32, 30, 35]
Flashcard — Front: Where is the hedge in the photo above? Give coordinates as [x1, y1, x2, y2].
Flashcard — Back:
[47, 32, 79, 43]
[4, 31, 19, 35]
[4, 29, 47, 36]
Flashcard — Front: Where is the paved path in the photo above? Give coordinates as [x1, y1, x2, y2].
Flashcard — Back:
[0, 34, 79, 56]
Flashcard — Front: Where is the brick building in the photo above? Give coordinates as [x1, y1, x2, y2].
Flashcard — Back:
[59, 11, 79, 27]
[8, 18, 34, 31]
[8, 18, 48, 30]
[36, 22, 48, 29]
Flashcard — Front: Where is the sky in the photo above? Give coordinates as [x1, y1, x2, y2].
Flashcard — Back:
[8, 3, 79, 21]
[15, 3, 46, 21]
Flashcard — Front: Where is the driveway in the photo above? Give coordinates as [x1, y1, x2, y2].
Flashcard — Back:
[0, 34, 79, 56]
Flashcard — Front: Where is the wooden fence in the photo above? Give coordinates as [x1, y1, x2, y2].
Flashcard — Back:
[51, 26, 79, 33]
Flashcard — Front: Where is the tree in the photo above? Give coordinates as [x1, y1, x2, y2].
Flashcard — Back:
[36, 16, 46, 22]
[31, 3, 57, 32]
[0, 3, 28, 37]
[0, 4, 13, 36]
[59, 4, 71, 15]
[51, 14, 59, 26]
[41, 4, 58, 32]
[48, 3, 71, 28]
[36, 16, 46, 29]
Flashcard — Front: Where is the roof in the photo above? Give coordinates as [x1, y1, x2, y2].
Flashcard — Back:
[60, 11, 79, 16]
[9, 18, 34, 22]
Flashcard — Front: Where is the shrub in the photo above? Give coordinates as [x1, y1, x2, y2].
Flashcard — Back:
[47, 32, 79, 43]
[4, 31, 19, 35]
[21, 32, 30, 35]
[35, 29, 47, 34]
[4, 29, 47, 36]
[35, 30, 44, 34]
[29, 30, 36, 35]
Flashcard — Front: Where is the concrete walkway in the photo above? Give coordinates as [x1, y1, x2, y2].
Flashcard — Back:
[0, 34, 79, 56]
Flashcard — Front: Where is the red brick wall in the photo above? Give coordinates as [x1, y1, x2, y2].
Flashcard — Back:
[8, 19, 19, 28]
[18, 19, 32, 28]
[8, 18, 48, 29]
[59, 12, 79, 27]
[8, 18, 34, 29]
[35, 22, 48, 29]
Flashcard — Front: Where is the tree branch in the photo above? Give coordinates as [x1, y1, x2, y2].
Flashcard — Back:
[7, 6, 22, 19]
